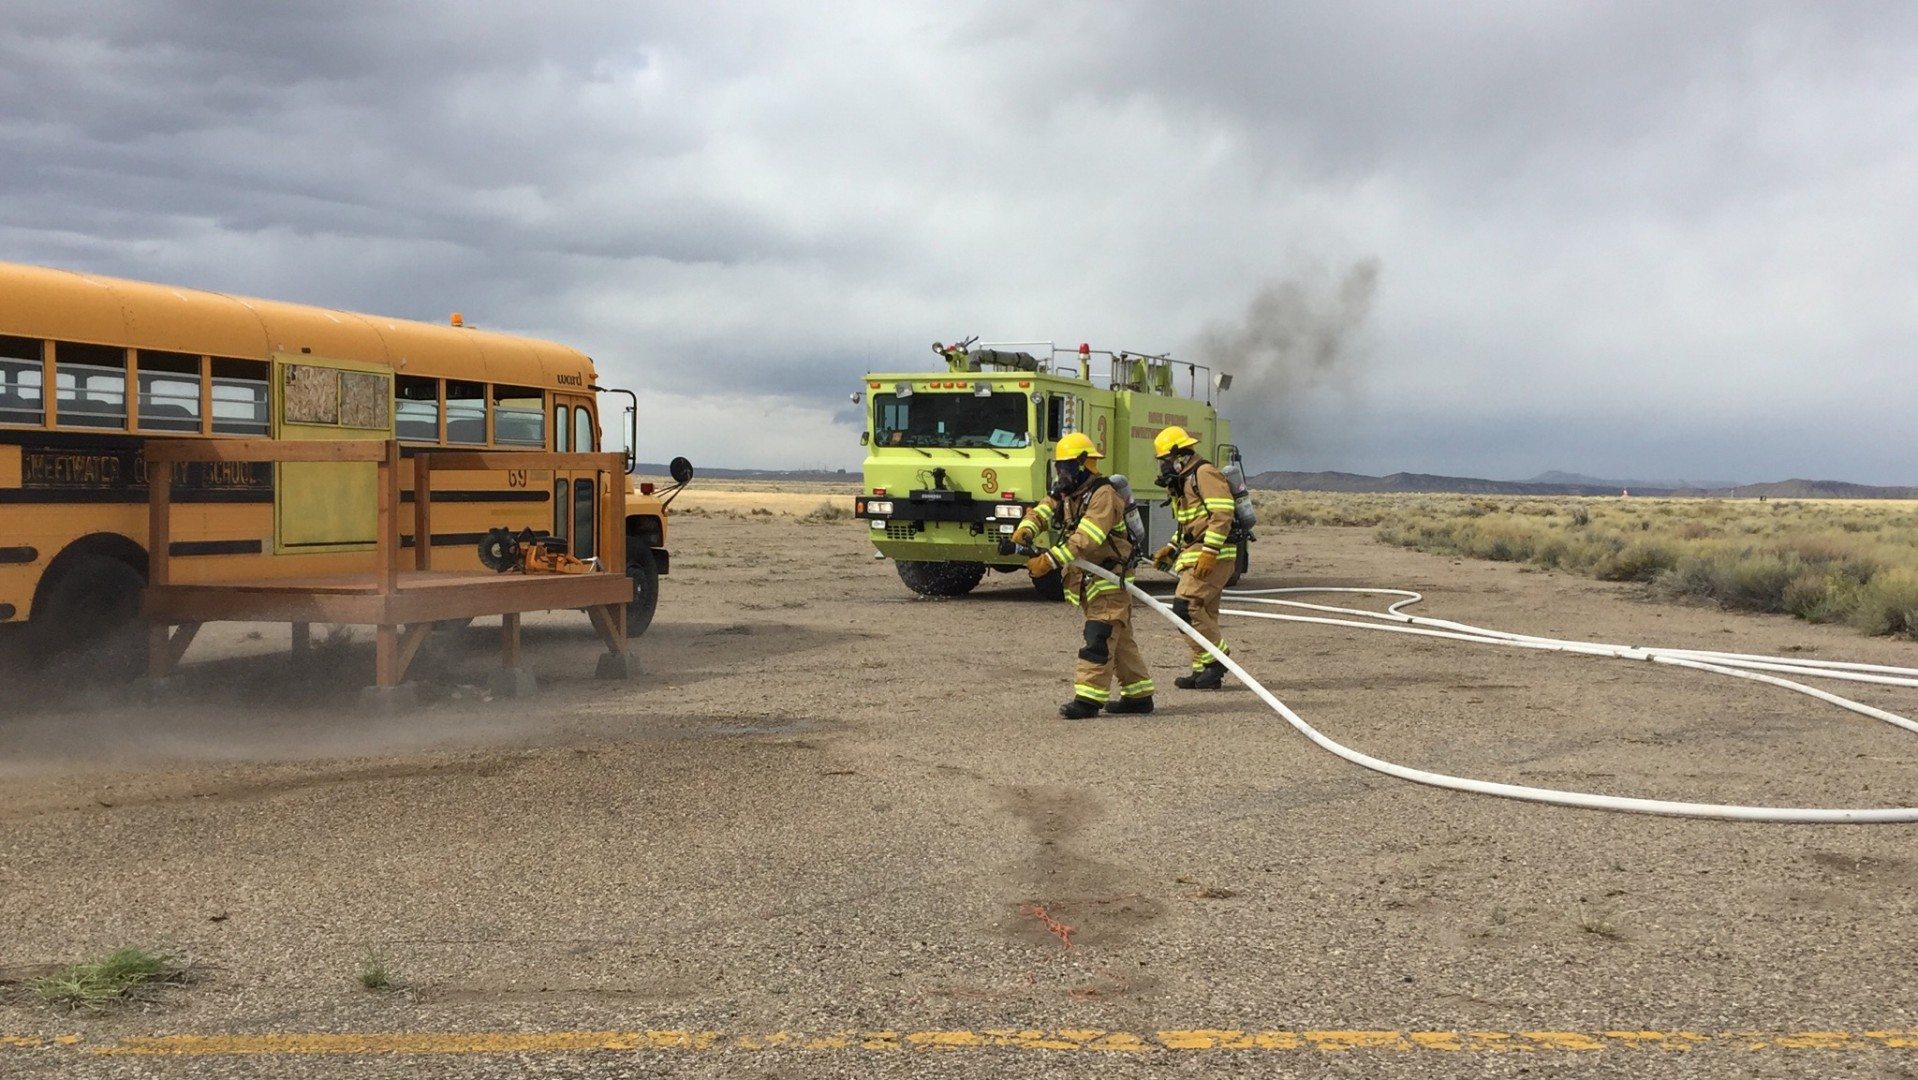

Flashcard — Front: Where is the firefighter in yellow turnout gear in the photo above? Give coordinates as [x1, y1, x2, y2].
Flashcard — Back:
[1150, 426, 1239, 690]
[1011, 432, 1155, 719]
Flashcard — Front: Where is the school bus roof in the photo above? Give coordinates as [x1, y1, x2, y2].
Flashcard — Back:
[0, 260, 594, 389]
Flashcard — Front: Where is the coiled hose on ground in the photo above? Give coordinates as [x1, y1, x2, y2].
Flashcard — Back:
[1075, 561, 1918, 824]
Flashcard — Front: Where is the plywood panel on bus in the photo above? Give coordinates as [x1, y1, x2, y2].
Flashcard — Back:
[271, 354, 393, 554]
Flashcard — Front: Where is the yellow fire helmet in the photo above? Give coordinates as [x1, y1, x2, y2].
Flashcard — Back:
[1054, 431, 1104, 461]
[1153, 425, 1200, 458]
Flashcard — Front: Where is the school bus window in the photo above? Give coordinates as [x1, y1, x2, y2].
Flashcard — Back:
[446, 380, 487, 444]
[492, 386, 544, 447]
[555, 404, 572, 451]
[0, 335, 43, 426]
[136, 351, 203, 433]
[209, 358, 269, 435]
[574, 407, 594, 452]
[54, 341, 128, 429]
[395, 375, 441, 442]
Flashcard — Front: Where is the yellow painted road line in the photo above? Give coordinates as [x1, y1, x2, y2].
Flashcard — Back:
[0, 1029, 1909, 1056]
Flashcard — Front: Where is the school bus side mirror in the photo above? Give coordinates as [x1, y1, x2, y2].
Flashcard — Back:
[669, 456, 694, 485]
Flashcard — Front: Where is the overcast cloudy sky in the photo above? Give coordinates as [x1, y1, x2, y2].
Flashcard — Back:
[4, 2, 1914, 483]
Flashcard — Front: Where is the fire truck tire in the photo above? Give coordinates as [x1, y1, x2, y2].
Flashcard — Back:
[30, 553, 146, 678]
[626, 547, 660, 637]
[1030, 568, 1066, 602]
[895, 560, 985, 597]
[1229, 544, 1248, 587]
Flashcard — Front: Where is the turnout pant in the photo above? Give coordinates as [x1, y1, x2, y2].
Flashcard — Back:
[1072, 588, 1153, 703]
[1172, 554, 1237, 671]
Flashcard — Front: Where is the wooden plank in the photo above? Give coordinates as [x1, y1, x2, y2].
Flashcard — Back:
[145, 587, 385, 625]
[419, 451, 625, 474]
[375, 623, 399, 688]
[379, 440, 400, 595]
[586, 604, 623, 655]
[412, 453, 433, 571]
[147, 624, 172, 680]
[167, 622, 201, 669]
[148, 452, 172, 589]
[501, 612, 521, 669]
[147, 439, 388, 464]
[385, 574, 629, 625]
[394, 622, 432, 684]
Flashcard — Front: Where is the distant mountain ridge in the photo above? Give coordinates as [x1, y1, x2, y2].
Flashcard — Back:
[1249, 470, 1918, 499]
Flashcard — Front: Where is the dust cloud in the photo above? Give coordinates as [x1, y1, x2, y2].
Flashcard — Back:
[1192, 259, 1381, 453]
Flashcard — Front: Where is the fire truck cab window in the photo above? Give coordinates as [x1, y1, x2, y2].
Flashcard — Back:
[873, 392, 1029, 449]
[0, 335, 43, 426]
[1045, 394, 1067, 442]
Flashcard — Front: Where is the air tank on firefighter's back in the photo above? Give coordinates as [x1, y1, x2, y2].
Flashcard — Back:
[1106, 474, 1148, 558]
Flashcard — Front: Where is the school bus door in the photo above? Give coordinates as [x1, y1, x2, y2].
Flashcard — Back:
[550, 393, 601, 563]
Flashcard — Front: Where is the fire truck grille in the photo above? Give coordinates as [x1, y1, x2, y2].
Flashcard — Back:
[885, 522, 919, 541]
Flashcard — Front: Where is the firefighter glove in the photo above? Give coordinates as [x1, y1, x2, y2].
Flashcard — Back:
[1011, 524, 1036, 545]
[1152, 542, 1178, 571]
[1192, 548, 1218, 577]
[1027, 552, 1056, 578]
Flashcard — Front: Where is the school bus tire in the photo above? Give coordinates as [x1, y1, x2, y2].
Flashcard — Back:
[29, 551, 147, 678]
[626, 546, 660, 637]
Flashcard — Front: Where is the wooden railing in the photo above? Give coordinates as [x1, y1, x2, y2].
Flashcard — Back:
[145, 439, 630, 589]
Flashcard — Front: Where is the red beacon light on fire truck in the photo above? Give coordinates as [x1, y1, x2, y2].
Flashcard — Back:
[1078, 342, 1090, 357]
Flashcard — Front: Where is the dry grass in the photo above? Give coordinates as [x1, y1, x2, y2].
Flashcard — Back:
[31, 948, 190, 1012]
[1252, 491, 1918, 639]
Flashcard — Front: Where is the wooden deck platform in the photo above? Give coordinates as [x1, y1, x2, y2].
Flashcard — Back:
[142, 438, 635, 692]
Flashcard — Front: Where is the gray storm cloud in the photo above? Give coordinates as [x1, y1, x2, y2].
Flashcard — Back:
[1, 3, 1915, 480]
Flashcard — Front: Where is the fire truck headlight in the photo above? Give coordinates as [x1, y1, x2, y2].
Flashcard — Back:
[866, 500, 894, 516]
[993, 504, 1024, 519]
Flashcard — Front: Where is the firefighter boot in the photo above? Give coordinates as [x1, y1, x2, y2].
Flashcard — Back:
[1175, 661, 1227, 690]
[1059, 697, 1104, 720]
[1106, 695, 1154, 715]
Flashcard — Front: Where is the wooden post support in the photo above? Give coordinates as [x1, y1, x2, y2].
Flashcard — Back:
[501, 612, 522, 669]
[147, 623, 201, 680]
[379, 439, 402, 595]
[148, 624, 172, 681]
[375, 623, 399, 688]
[148, 450, 171, 589]
[413, 452, 432, 571]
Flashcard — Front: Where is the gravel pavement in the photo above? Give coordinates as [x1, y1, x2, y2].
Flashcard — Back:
[3, 516, 1916, 1079]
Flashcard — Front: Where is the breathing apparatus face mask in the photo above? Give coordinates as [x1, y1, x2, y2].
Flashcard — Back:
[1051, 457, 1088, 496]
[1155, 451, 1187, 489]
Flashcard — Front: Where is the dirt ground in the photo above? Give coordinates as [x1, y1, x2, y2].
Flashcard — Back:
[3, 505, 1918, 1078]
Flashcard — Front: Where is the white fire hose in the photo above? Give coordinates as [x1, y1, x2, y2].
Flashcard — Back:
[1074, 561, 1918, 823]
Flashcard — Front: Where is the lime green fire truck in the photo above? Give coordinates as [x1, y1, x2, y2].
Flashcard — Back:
[854, 338, 1245, 598]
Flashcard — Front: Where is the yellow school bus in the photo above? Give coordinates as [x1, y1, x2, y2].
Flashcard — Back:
[0, 260, 687, 664]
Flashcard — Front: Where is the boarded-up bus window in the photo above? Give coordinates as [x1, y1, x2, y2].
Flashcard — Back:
[396, 376, 440, 442]
[574, 408, 594, 452]
[0, 336, 42, 427]
[210, 358, 269, 435]
[54, 342, 127, 429]
[555, 404, 572, 451]
[137, 351, 203, 433]
[492, 387, 544, 446]
[446, 381, 486, 444]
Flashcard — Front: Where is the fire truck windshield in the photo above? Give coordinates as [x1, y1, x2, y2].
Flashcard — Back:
[873, 391, 1029, 449]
